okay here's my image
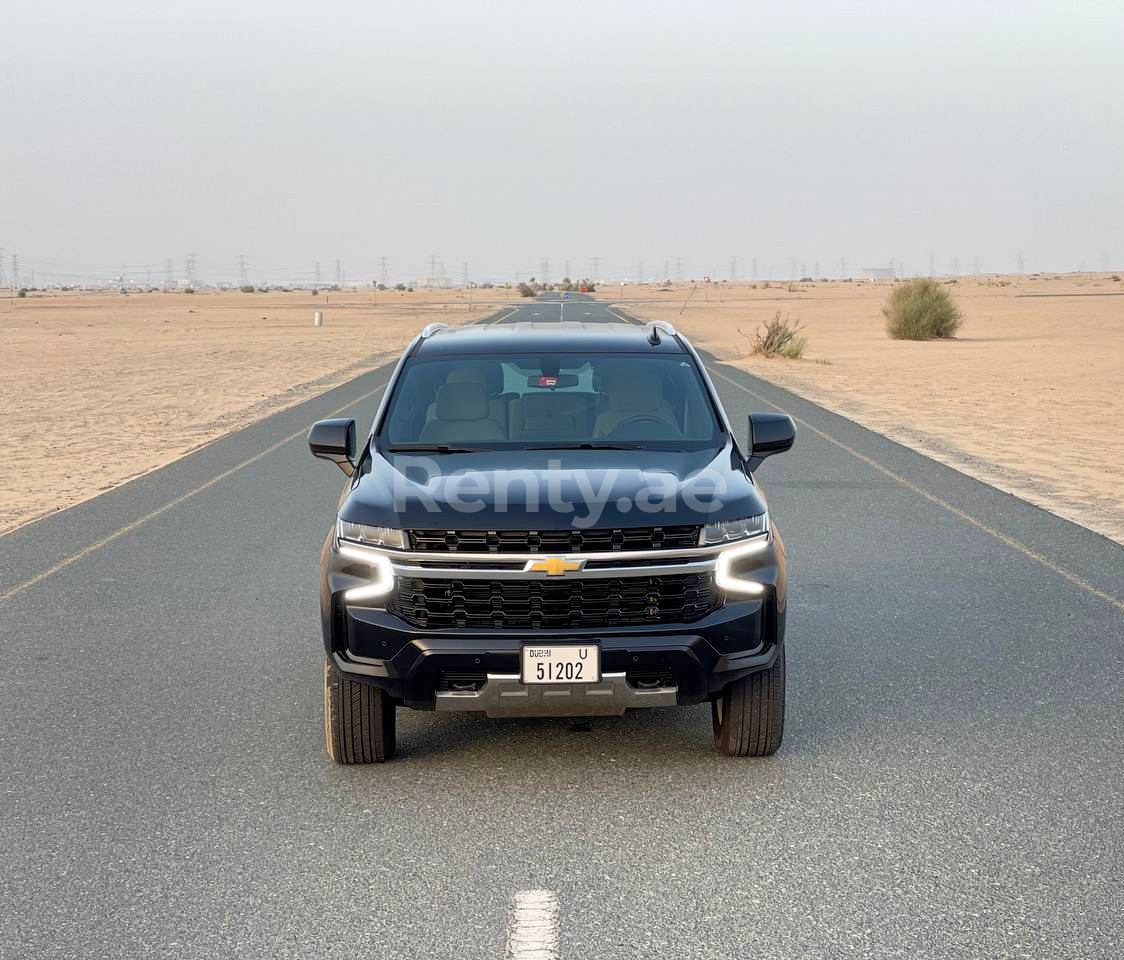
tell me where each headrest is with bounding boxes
[603,372,663,411]
[446,363,502,395]
[436,381,490,420]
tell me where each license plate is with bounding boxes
[521,644,600,684]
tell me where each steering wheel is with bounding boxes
[607,414,669,438]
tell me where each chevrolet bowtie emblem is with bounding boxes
[524,556,585,576]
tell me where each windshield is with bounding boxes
[379,353,723,450]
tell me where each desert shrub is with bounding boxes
[1112,275,1121,282]
[18,287,28,298]
[884,278,962,340]
[184,287,195,294]
[744,312,806,359]
[240,284,255,293]
[517,282,536,297]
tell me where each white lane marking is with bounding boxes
[506,890,560,960]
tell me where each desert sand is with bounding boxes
[601,275,1124,544]
[0,288,509,533]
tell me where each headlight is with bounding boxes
[337,520,406,549]
[715,538,769,595]
[701,513,768,545]
[337,546,394,601]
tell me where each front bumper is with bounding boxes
[329,597,783,709]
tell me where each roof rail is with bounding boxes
[420,322,449,338]
[646,319,677,344]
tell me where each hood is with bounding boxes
[338,443,765,531]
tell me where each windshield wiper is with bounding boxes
[524,442,648,451]
[385,443,488,454]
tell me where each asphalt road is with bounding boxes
[2,294,1122,959]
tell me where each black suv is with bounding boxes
[308,319,795,762]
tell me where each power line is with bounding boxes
[335,259,342,285]
[379,257,389,285]
[237,254,248,285]
[185,253,197,287]
[428,254,438,287]
[840,257,847,279]
[165,258,173,290]
[729,256,737,282]
[462,261,469,286]
[541,258,551,285]
[637,260,644,283]
[675,257,682,282]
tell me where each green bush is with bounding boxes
[746,312,806,359]
[883,278,962,340]
[517,282,536,297]
[18,287,29,298]
[240,284,255,293]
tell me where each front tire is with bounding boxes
[712,646,785,757]
[324,659,397,763]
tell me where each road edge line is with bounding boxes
[708,365,1124,614]
[0,381,388,605]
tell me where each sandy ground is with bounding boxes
[600,275,1124,544]
[0,288,510,533]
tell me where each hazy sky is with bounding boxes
[4,0,1123,284]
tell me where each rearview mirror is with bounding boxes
[308,418,357,476]
[746,413,796,472]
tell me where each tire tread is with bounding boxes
[713,646,785,757]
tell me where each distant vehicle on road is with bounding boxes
[308,320,795,761]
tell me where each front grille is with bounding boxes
[387,572,720,630]
[407,526,701,554]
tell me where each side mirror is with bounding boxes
[746,413,796,472]
[308,418,357,476]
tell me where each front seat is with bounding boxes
[418,381,506,443]
[424,365,509,428]
[594,370,678,437]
